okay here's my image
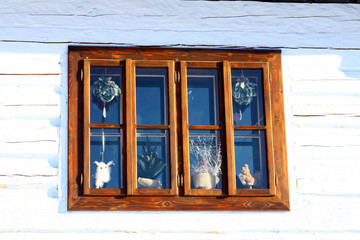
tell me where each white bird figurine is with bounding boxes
[94,161,114,188]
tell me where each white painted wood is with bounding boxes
[0,158,58,176]
[0,86,60,105]
[1,0,360,239]
[0,142,58,155]
[0,75,61,86]
[1,0,360,48]
[0,105,60,120]
[0,54,61,74]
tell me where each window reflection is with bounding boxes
[187,69,219,126]
[90,129,122,189]
[90,67,122,124]
[234,130,268,189]
[137,129,170,189]
[136,68,168,125]
[231,69,264,126]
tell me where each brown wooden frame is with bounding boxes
[68,46,289,211]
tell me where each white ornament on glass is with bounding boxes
[94,160,114,188]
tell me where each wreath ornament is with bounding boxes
[92,76,122,118]
[232,73,257,121]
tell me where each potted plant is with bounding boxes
[137,137,166,189]
[189,137,222,189]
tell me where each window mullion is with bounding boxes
[223,60,237,196]
[83,59,91,195]
[180,61,191,195]
[125,58,136,195]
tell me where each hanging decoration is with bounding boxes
[94,129,115,188]
[232,72,257,121]
[92,76,122,118]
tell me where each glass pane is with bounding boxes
[234,130,268,189]
[90,67,122,124]
[189,130,222,189]
[90,129,122,189]
[187,69,219,126]
[137,129,170,189]
[231,69,264,126]
[136,68,168,125]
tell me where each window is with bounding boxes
[68,47,289,211]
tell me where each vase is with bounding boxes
[137,177,162,189]
[192,173,220,189]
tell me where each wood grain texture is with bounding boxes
[68,47,289,210]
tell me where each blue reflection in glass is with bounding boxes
[231,69,264,126]
[90,67,122,124]
[137,129,169,189]
[234,130,268,189]
[90,129,122,189]
[187,69,219,126]
[136,68,168,125]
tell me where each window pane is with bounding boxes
[90,129,122,189]
[136,68,168,125]
[137,129,170,189]
[231,69,264,126]
[187,69,219,126]
[90,67,122,124]
[234,130,268,189]
[189,130,222,189]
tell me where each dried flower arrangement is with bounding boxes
[92,76,122,118]
[232,73,257,121]
[137,137,166,189]
[189,137,222,189]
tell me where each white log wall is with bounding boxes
[0,0,359,239]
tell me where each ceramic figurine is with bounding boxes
[238,164,255,187]
[138,177,162,189]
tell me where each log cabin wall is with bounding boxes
[0,0,359,239]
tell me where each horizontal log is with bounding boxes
[0,158,57,176]
[1,1,360,48]
[0,105,60,120]
[291,80,360,95]
[292,104,360,116]
[0,176,57,188]
[296,178,360,195]
[295,164,360,181]
[0,122,58,143]
[0,142,58,155]
[293,115,360,128]
[0,85,60,105]
[292,145,360,162]
[293,133,360,146]
[0,74,61,86]
[0,54,61,74]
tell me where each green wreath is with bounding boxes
[232,74,257,121]
[92,76,122,118]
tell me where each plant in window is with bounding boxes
[190,137,222,189]
[137,137,166,189]
[92,76,122,118]
[232,73,257,121]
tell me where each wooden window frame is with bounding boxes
[68,46,289,211]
